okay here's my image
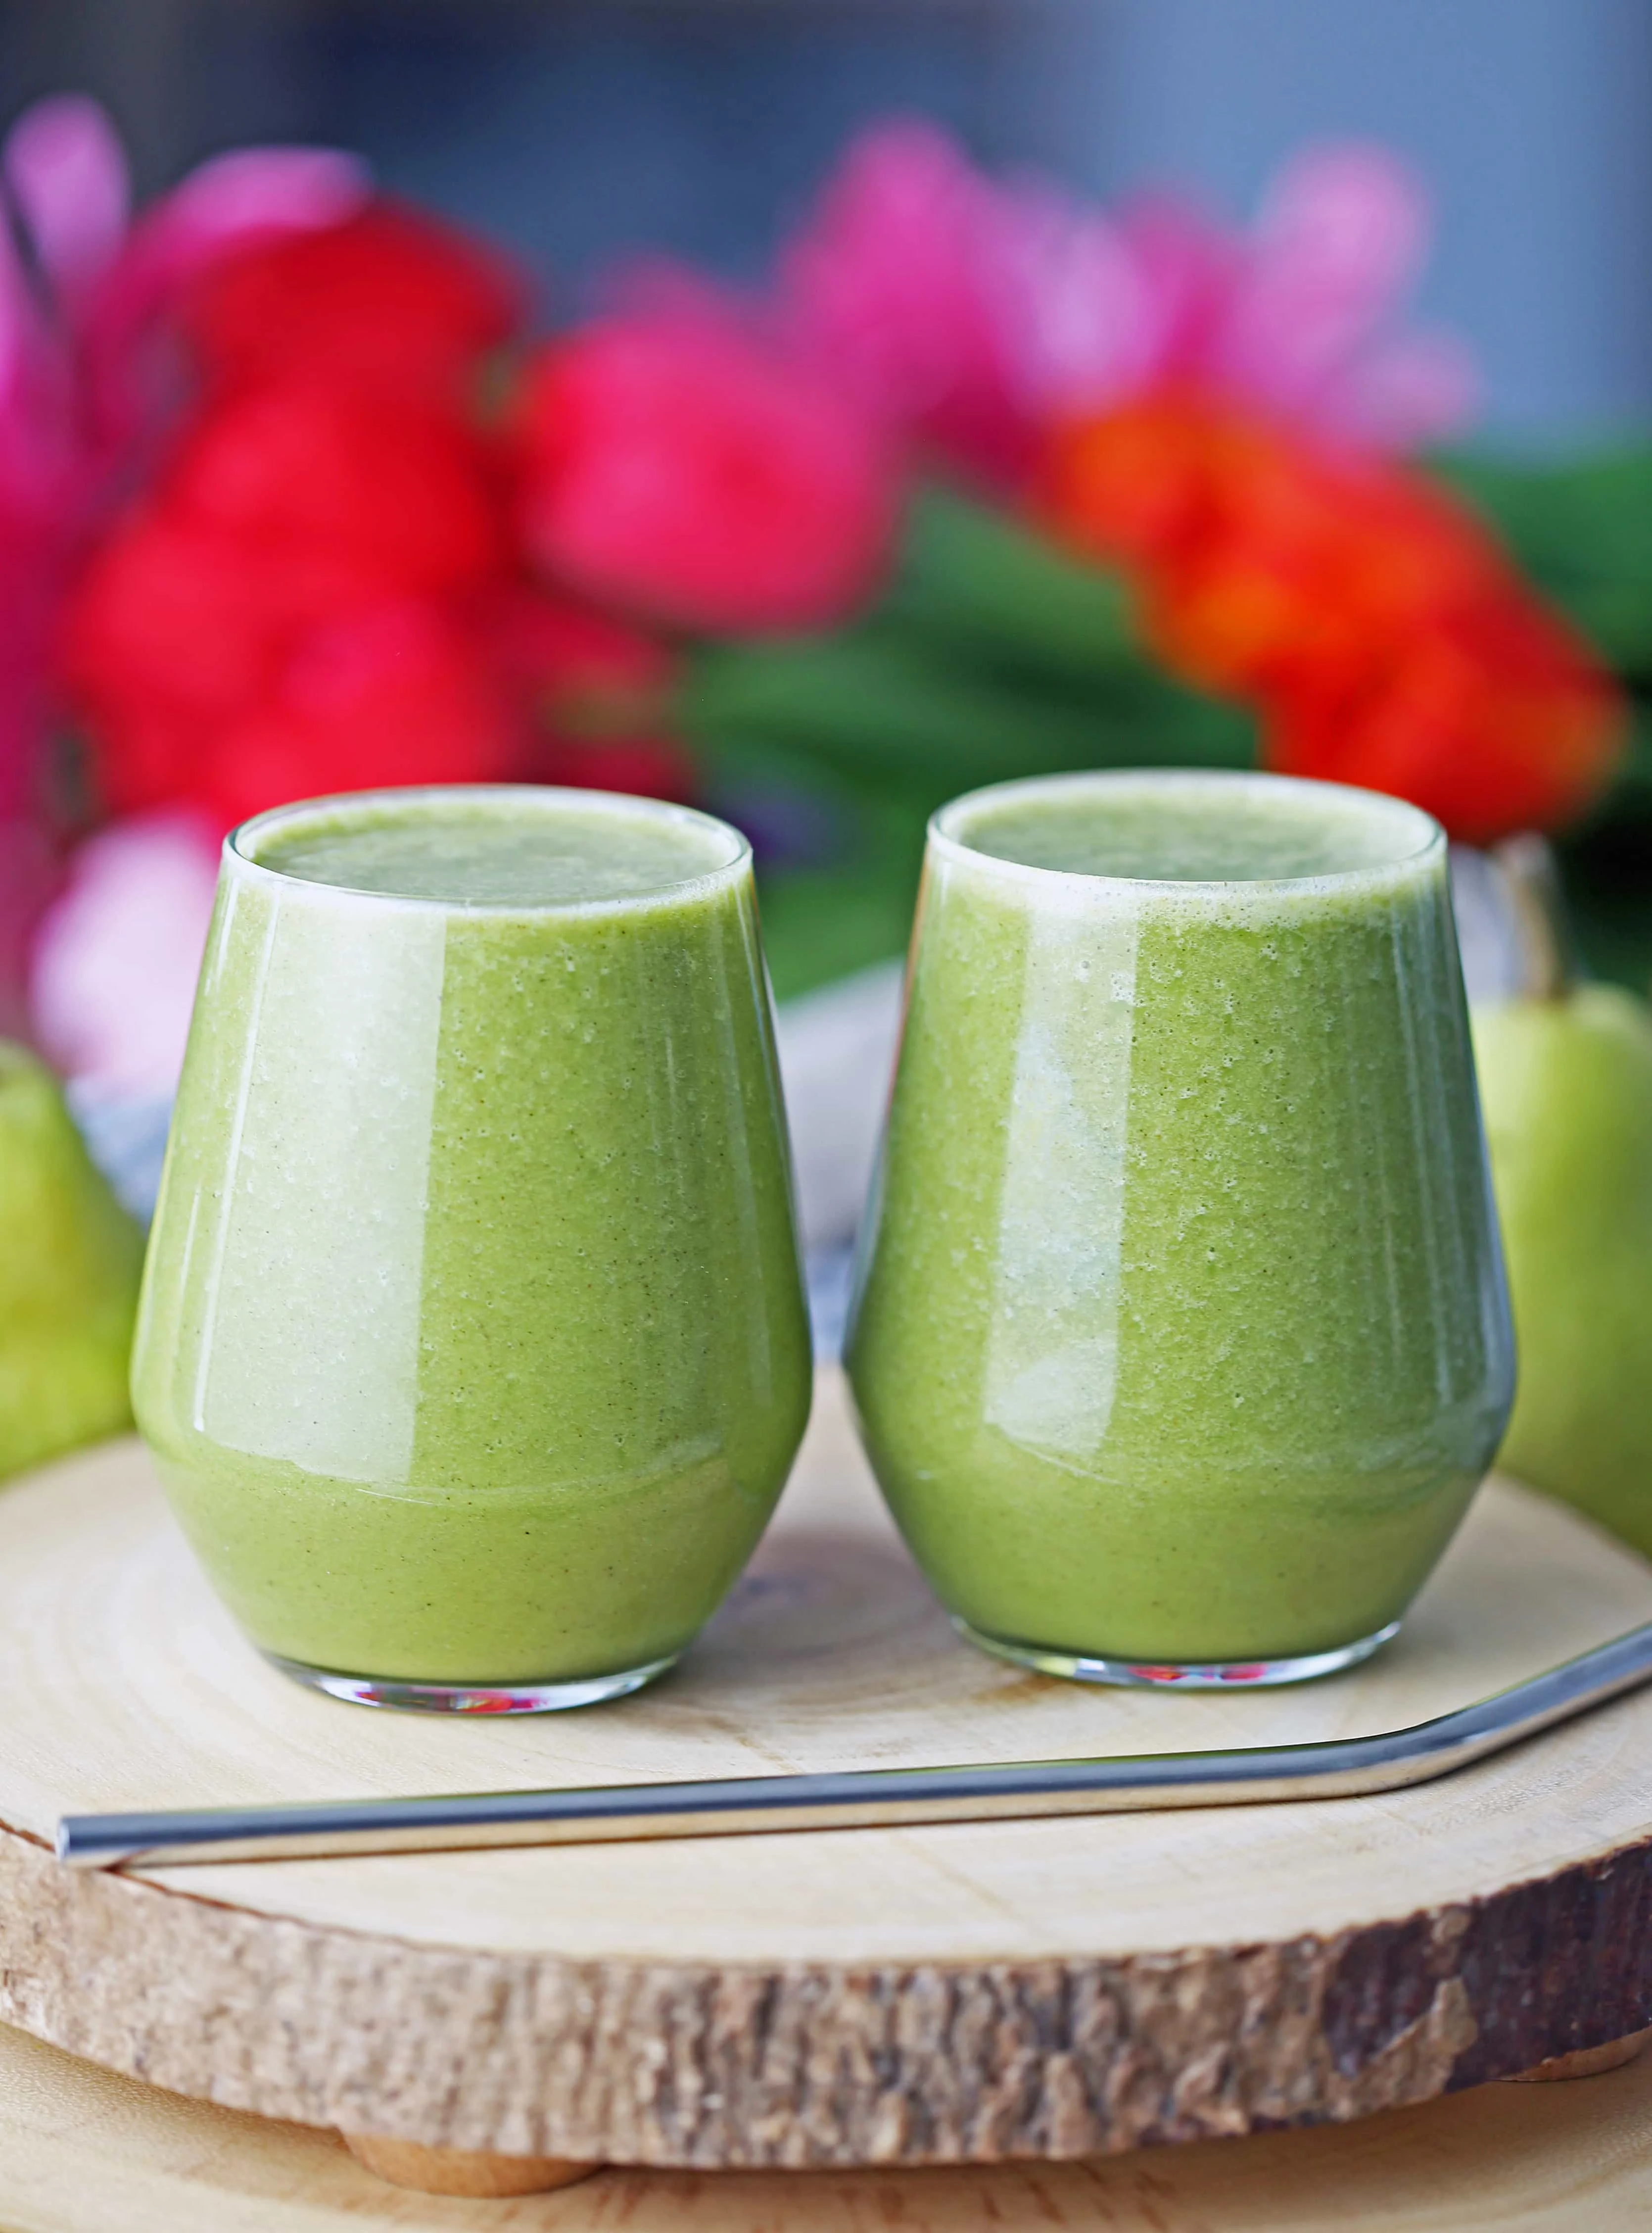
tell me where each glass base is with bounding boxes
[263,1650,678,1714]
[954,1617,1402,1689]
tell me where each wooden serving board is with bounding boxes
[0,2015,1651,2233]
[0,1368,1648,2172]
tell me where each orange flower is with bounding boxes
[1039,394,1624,844]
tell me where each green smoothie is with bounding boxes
[846,771,1513,1676]
[133,787,811,1699]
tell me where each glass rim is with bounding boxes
[928,768,1445,898]
[226,782,753,916]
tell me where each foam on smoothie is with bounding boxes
[251,797,740,909]
[953,774,1433,887]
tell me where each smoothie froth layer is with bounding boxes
[251,792,739,908]
[949,771,1435,888]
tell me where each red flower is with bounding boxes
[514,311,897,635]
[64,503,519,825]
[62,199,730,828]
[165,381,505,595]
[181,203,521,405]
[64,381,698,825]
[1041,394,1624,843]
[1267,593,1619,846]
[479,585,695,800]
[206,597,518,829]
[67,510,307,809]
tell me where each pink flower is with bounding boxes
[781,122,1476,489]
[777,118,1041,492]
[0,96,365,1011]
[1,97,368,483]
[516,308,897,635]
[1090,146,1479,448]
[29,812,220,1100]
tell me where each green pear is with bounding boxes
[0,1043,143,1480]
[1473,982,1652,1555]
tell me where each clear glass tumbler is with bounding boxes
[846,770,1514,1687]
[133,785,812,1711]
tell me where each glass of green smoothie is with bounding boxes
[133,785,812,1712]
[846,769,1513,1688]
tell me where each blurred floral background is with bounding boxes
[6,24,1649,1051]
[5,0,1652,1530]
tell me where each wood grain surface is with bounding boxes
[0,1370,1648,2165]
[1,2017,1652,2231]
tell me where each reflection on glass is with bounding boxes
[847,770,1513,1687]
[134,785,811,1712]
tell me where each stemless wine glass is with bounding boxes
[846,769,1514,1687]
[133,785,812,1712]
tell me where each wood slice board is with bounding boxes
[3,2016,1652,2232]
[0,1368,1648,2168]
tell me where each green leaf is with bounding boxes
[884,485,1145,685]
[1435,445,1652,679]
[682,626,1254,798]
[755,793,929,1000]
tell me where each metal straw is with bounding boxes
[56,1617,1652,1870]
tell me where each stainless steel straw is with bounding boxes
[58,1618,1652,1870]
